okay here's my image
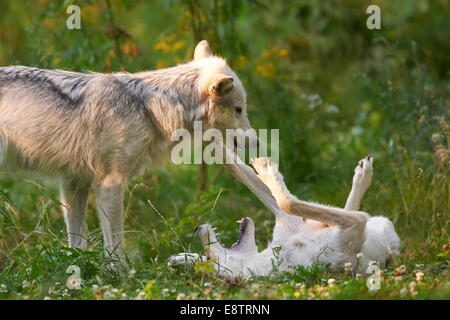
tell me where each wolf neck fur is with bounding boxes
[131,63,207,135]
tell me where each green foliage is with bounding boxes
[286,263,331,287]
[194,259,216,274]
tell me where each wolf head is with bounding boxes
[193,40,258,149]
[194,217,258,276]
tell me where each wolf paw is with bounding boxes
[167,253,205,267]
[251,157,279,184]
[352,155,373,193]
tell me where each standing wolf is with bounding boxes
[0,40,258,259]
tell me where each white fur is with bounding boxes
[170,156,400,278]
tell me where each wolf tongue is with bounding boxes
[230,242,238,249]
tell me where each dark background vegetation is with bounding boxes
[0,0,448,299]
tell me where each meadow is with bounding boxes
[0,0,448,299]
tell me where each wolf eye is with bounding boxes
[235,107,242,114]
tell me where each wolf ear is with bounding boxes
[194,40,213,60]
[208,74,234,97]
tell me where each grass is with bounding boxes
[0,144,448,300]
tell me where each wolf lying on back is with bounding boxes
[170,156,400,278]
[0,40,258,259]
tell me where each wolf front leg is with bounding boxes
[94,174,126,261]
[222,147,304,238]
[61,179,90,249]
[168,253,206,266]
[221,147,286,217]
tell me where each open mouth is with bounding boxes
[195,218,250,250]
[230,218,249,249]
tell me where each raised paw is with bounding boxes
[251,157,279,184]
[167,253,205,267]
[352,155,373,193]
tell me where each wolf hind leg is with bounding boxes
[344,156,373,211]
[252,157,370,261]
[61,178,90,250]
[251,157,368,231]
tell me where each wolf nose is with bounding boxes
[194,226,200,233]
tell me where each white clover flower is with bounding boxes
[344,262,352,272]
[295,283,302,289]
[394,276,403,282]
[68,277,81,289]
[128,269,136,279]
[135,291,146,300]
[399,288,407,296]
[22,280,31,288]
[409,281,418,295]
[103,290,114,299]
[43,296,51,300]
[327,278,336,287]
[416,271,424,282]
[0,284,7,293]
[92,284,99,290]
[203,282,211,287]
[399,265,406,270]
[327,105,340,114]
[121,293,127,299]
[176,293,186,300]
[368,286,378,293]
[356,253,364,260]
[48,286,57,295]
